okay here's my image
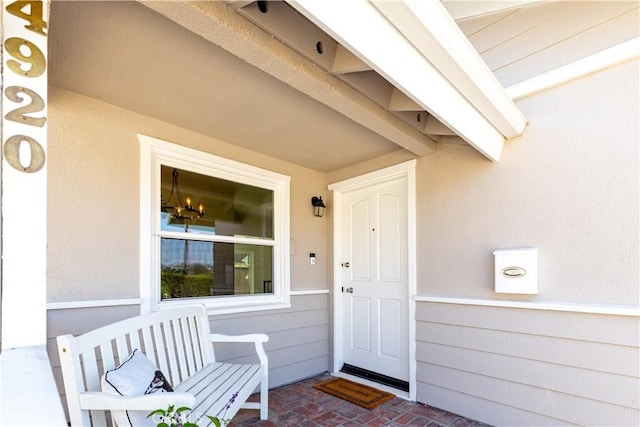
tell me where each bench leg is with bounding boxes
[260,374,268,420]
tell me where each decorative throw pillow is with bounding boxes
[101,349,174,427]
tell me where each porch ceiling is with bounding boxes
[48,1,638,172]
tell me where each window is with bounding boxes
[139,135,290,314]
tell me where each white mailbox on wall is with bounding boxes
[493,248,538,294]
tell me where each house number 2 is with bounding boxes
[3,0,47,173]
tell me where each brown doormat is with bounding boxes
[313,377,395,410]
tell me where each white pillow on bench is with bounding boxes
[102,349,173,427]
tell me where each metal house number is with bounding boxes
[3,0,48,173]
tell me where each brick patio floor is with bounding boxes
[230,374,491,427]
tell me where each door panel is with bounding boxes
[351,297,371,352]
[342,177,408,382]
[351,198,370,280]
[378,193,401,281]
[379,299,402,359]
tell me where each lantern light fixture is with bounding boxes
[311,196,326,218]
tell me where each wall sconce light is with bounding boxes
[311,196,326,217]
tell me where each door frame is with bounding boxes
[328,160,417,401]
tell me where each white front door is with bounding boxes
[341,176,408,382]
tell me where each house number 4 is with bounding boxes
[3,0,47,173]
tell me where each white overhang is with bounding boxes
[288,0,528,161]
[140,0,437,158]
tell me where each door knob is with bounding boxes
[341,262,350,268]
[345,287,354,293]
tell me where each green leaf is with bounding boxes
[206,415,222,427]
[147,409,167,418]
[182,423,199,427]
[157,423,170,427]
[175,406,192,413]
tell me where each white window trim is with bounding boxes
[138,134,290,315]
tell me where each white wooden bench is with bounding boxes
[57,305,268,426]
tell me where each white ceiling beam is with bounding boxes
[223,1,255,11]
[372,0,528,140]
[288,0,513,161]
[442,0,542,21]
[331,44,371,74]
[388,88,422,112]
[139,1,436,158]
[423,116,457,136]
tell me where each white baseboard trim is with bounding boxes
[47,298,143,310]
[415,295,640,317]
[290,289,330,296]
[46,291,329,310]
[506,38,640,100]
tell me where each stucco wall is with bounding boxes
[418,59,639,305]
[47,87,329,301]
[328,59,640,307]
[326,58,640,427]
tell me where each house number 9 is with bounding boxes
[4,37,46,77]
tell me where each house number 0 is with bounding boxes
[3,0,48,173]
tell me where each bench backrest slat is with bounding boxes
[179,318,197,377]
[171,319,188,382]
[57,305,214,426]
[189,317,205,370]
[129,330,142,353]
[150,323,166,376]
[161,321,181,385]
[81,350,109,426]
[115,335,130,363]
[99,342,116,374]
[141,328,155,363]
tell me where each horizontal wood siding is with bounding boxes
[416,301,640,426]
[209,294,330,387]
[47,294,329,421]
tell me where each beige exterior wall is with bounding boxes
[47,56,638,426]
[47,87,329,301]
[417,59,639,305]
[329,59,639,307]
[328,60,639,425]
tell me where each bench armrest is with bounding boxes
[210,333,269,366]
[78,391,196,411]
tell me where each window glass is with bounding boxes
[160,165,274,239]
[160,238,273,300]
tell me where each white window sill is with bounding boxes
[155,298,291,316]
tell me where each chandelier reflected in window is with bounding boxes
[161,168,204,221]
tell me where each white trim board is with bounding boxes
[289,0,515,161]
[416,295,640,317]
[290,289,330,296]
[506,38,640,100]
[47,298,143,310]
[46,292,328,311]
